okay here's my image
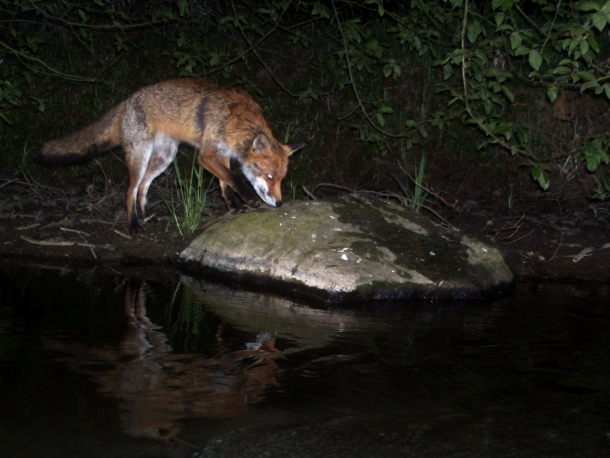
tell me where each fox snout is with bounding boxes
[250,176,283,207]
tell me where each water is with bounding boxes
[1,266,609,457]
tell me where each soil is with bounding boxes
[1,173,610,287]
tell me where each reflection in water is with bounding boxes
[42,279,281,440]
[2,268,610,458]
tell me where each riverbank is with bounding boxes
[1,176,609,286]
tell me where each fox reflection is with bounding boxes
[42,279,281,440]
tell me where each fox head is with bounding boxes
[242,134,304,208]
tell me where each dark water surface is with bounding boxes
[1,266,609,457]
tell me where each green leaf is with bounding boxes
[547,85,558,102]
[0,112,11,125]
[592,12,607,31]
[418,128,428,139]
[467,24,481,43]
[587,153,603,171]
[492,0,518,11]
[376,113,385,127]
[529,50,542,71]
[497,71,513,83]
[578,1,601,11]
[553,66,571,75]
[443,63,452,80]
[514,45,530,56]
[588,36,600,53]
[494,12,505,26]
[448,96,461,106]
[581,81,600,93]
[531,167,550,190]
[509,32,521,50]
[383,64,392,78]
[575,71,596,82]
[580,40,590,56]
[501,85,515,102]
[405,120,418,128]
[603,83,610,99]
[568,39,579,55]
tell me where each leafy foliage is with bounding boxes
[2,0,610,203]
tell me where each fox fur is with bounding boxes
[39,78,304,235]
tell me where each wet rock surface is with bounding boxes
[179,195,513,302]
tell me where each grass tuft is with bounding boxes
[165,152,212,238]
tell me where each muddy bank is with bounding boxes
[1,178,609,286]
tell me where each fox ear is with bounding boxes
[252,134,270,153]
[284,142,305,156]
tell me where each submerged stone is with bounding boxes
[179,195,513,302]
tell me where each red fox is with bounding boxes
[39,78,304,235]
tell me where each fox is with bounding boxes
[38,78,304,235]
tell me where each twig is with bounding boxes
[572,247,594,263]
[330,1,410,139]
[480,219,494,233]
[16,223,40,231]
[546,235,562,262]
[460,0,543,162]
[302,185,317,200]
[497,224,523,241]
[21,235,115,251]
[398,162,454,207]
[20,236,74,246]
[0,179,18,190]
[60,227,93,237]
[491,214,525,237]
[113,229,132,239]
[0,40,94,82]
[501,229,535,245]
[538,1,561,54]
[210,1,288,78]
[103,265,123,275]
[312,182,357,194]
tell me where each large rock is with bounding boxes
[179,195,513,302]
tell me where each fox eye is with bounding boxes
[267,174,273,180]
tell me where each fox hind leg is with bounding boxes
[125,142,153,235]
[137,134,179,219]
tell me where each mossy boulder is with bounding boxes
[179,195,513,302]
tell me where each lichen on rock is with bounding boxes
[179,195,513,302]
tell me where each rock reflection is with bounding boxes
[42,279,281,440]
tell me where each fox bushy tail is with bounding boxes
[38,102,126,166]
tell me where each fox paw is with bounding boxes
[129,225,145,236]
